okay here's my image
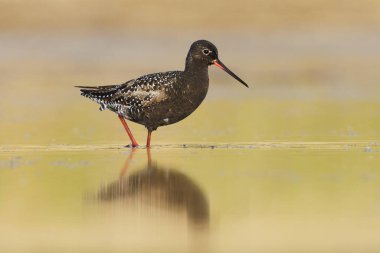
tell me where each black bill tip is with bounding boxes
[213,59,249,88]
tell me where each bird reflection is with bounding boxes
[97,148,209,227]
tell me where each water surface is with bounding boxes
[1,146,380,252]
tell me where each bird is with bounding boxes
[76,40,248,148]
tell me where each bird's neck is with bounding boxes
[184,55,209,80]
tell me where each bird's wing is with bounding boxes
[77,71,180,111]
[122,71,180,108]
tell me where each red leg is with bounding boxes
[118,115,139,147]
[146,130,152,148]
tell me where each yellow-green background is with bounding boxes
[1,0,380,252]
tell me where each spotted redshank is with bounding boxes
[76,40,248,147]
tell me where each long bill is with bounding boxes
[213,59,249,88]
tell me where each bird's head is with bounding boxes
[187,40,249,88]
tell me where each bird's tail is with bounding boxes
[75,84,126,112]
[75,84,123,101]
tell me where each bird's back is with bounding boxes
[78,71,177,108]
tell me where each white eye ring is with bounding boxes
[202,49,210,55]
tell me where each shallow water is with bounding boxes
[1,146,380,252]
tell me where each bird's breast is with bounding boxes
[167,78,209,120]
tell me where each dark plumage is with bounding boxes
[77,40,248,147]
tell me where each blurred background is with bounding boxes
[1,0,380,145]
[1,1,380,252]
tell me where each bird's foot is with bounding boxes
[125,144,139,148]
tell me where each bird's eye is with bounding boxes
[202,49,210,55]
